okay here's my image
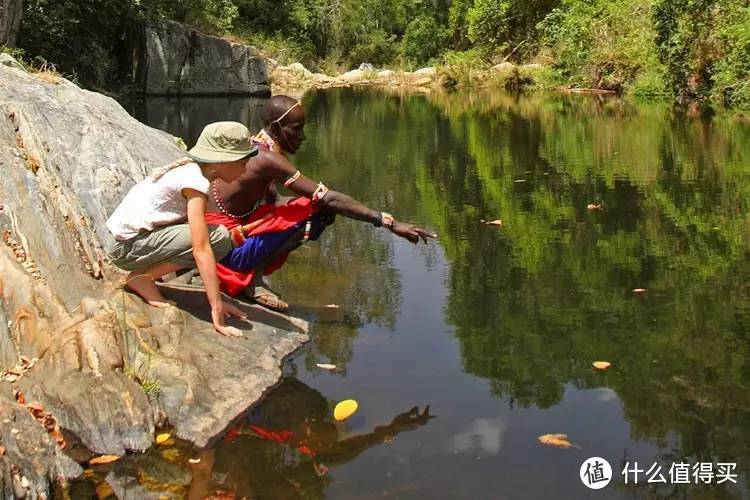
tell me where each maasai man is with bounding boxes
[206,95,436,310]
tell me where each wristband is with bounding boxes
[380,212,394,229]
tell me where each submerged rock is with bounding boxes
[143,20,270,96]
[0,57,309,491]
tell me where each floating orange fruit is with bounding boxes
[587,203,602,210]
[592,361,611,370]
[334,399,358,421]
[632,288,646,293]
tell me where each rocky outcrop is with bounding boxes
[143,20,270,96]
[271,63,442,94]
[0,58,308,496]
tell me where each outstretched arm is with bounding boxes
[263,153,437,244]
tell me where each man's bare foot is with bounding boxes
[125,273,174,308]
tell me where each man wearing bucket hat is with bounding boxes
[105,122,261,337]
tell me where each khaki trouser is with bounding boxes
[105,224,231,271]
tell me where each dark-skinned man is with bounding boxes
[206,95,437,311]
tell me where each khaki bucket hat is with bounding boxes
[187,121,258,163]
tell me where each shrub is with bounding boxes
[466,0,510,57]
[711,5,750,108]
[401,15,448,65]
[539,0,668,93]
[438,49,488,88]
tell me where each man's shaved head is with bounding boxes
[262,95,301,127]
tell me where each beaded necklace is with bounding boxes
[211,180,262,220]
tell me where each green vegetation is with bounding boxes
[9,0,750,107]
[291,88,750,485]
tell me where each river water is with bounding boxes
[123,89,750,499]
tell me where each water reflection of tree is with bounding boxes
[415,89,750,480]
[193,378,432,499]
[271,88,750,483]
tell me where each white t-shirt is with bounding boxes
[106,162,210,240]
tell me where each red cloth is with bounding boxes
[206,197,315,296]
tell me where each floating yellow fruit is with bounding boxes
[334,399,358,421]
[155,433,172,445]
[592,361,611,370]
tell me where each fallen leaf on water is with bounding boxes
[88,455,121,465]
[587,203,602,211]
[316,363,337,371]
[13,390,24,405]
[480,219,502,226]
[632,288,646,293]
[334,399,358,421]
[538,433,579,449]
[592,361,611,370]
[155,433,172,445]
[0,445,5,456]
[324,304,340,309]
[513,179,526,183]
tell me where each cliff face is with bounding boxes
[0,57,305,498]
[143,20,270,96]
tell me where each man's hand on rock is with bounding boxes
[390,221,438,244]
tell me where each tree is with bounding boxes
[0,0,23,47]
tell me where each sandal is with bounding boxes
[245,285,289,312]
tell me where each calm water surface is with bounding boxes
[121,90,750,499]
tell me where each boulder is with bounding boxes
[377,70,396,79]
[339,69,369,83]
[287,62,313,79]
[0,52,24,71]
[143,21,270,96]
[0,57,309,491]
[358,63,375,72]
[412,77,434,87]
[491,62,516,73]
[414,67,437,76]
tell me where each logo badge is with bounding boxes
[580,457,613,489]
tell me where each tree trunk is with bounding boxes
[0,0,23,48]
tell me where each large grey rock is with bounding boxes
[0,57,309,491]
[0,383,82,499]
[144,21,270,96]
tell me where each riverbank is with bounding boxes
[269,60,559,97]
[0,56,308,497]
